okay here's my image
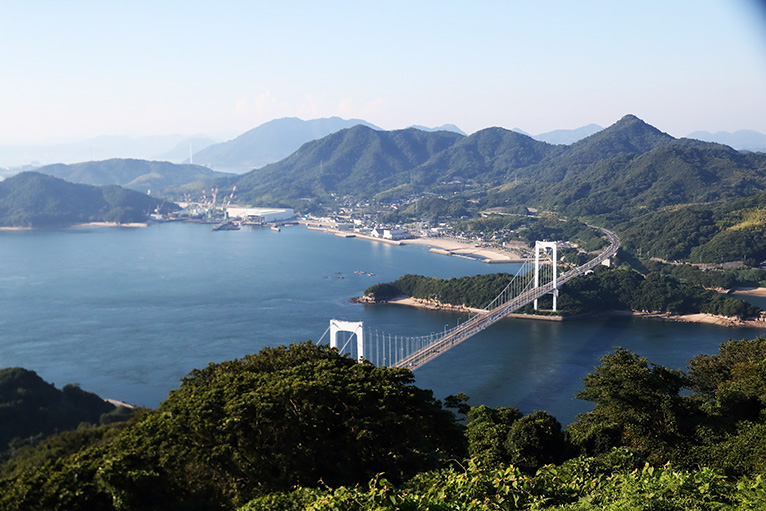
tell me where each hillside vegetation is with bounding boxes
[365,266,761,319]
[0,368,128,461]
[3,339,766,509]
[34,158,232,195]
[224,114,766,264]
[0,172,176,227]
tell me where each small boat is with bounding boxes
[271,226,280,232]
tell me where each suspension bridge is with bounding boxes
[320,228,620,370]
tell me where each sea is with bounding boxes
[2,222,765,425]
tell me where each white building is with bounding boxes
[227,207,295,223]
[383,228,411,240]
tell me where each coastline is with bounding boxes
[302,222,522,263]
[400,237,524,263]
[730,287,766,298]
[77,222,148,228]
[0,222,148,231]
[355,295,766,328]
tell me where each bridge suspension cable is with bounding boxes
[328,228,620,370]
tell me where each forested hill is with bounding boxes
[227,114,766,213]
[0,172,175,227]
[506,139,766,219]
[34,158,232,194]
[228,126,465,206]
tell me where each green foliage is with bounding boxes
[0,172,174,227]
[36,158,231,195]
[0,368,116,458]
[232,126,464,205]
[568,349,692,463]
[558,267,760,318]
[504,410,569,473]
[379,196,472,224]
[364,282,404,301]
[621,191,766,263]
[370,266,761,319]
[364,273,518,309]
[466,406,569,473]
[466,405,523,465]
[240,454,758,510]
[0,343,466,510]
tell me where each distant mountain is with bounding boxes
[0,134,216,168]
[228,115,685,207]
[533,123,603,145]
[229,126,464,206]
[687,130,766,152]
[155,135,217,162]
[409,124,467,136]
[191,117,380,172]
[0,172,175,227]
[34,159,232,195]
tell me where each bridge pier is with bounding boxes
[534,241,558,312]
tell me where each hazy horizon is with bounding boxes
[2,1,766,144]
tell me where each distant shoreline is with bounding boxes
[730,287,766,298]
[302,222,522,263]
[76,222,149,228]
[355,295,766,328]
[0,222,148,231]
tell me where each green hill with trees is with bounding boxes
[0,172,176,227]
[0,368,129,461]
[225,126,464,207]
[222,114,766,265]
[35,158,232,195]
[364,266,761,319]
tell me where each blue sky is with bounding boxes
[1,0,765,142]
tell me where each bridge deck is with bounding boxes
[393,228,620,370]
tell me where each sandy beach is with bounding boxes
[401,237,524,263]
[634,311,766,329]
[386,296,486,314]
[731,287,766,297]
[401,237,522,263]
[303,222,522,261]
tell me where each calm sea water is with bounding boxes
[1,223,764,424]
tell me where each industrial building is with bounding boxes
[227,207,295,224]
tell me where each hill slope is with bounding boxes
[34,159,231,194]
[230,126,464,205]
[0,172,174,227]
[0,367,116,454]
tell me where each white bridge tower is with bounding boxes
[534,241,558,312]
[329,319,364,362]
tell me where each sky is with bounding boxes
[1,0,766,143]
